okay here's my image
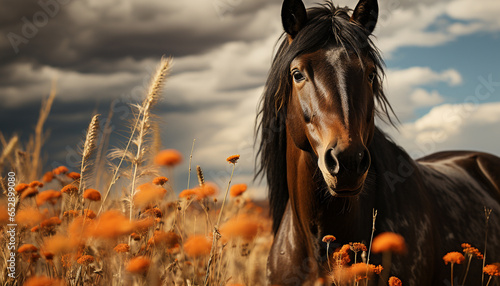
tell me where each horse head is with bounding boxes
[281,0,384,196]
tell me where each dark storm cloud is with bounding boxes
[0,0,276,72]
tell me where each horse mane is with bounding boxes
[256,1,396,234]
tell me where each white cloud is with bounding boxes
[384,67,463,120]
[383,102,500,158]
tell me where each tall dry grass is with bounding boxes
[0,57,272,286]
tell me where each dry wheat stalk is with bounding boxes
[129,57,173,221]
[78,114,100,198]
[31,80,56,181]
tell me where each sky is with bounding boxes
[1,0,499,199]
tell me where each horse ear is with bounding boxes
[281,0,307,39]
[350,0,378,34]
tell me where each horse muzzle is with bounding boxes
[321,145,371,196]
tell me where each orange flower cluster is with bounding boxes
[484,263,500,276]
[61,184,78,194]
[90,211,133,239]
[42,171,54,183]
[15,183,29,192]
[114,244,130,253]
[183,235,212,258]
[134,183,167,209]
[126,256,151,274]
[372,232,407,254]
[66,172,81,180]
[29,181,44,188]
[52,166,69,175]
[36,190,62,206]
[16,207,45,227]
[461,243,484,259]
[143,207,163,218]
[24,276,63,286]
[155,149,183,167]
[40,217,62,229]
[147,231,180,249]
[179,182,218,200]
[41,234,76,258]
[230,183,247,198]
[389,276,402,286]
[153,176,169,185]
[20,187,39,200]
[77,255,94,265]
[83,188,101,201]
[332,244,351,266]
[18,244,38,253]
[350,242,367,253]
[220,214,261,241]
[443,252,465,265]
[226,154,240,164]
[322,235,336,243]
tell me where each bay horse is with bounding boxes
[256,0,500,284]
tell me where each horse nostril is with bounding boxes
[357,149,370,175]
[325,149,340,175]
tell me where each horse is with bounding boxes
[255,0,500,284]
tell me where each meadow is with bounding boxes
[1,57,499,286]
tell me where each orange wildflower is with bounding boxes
[53,166,69,175]
[126,256,151,274]
[389,276,402,286]
[332,244,351,265]
[147,231,180,248]
[461,243,484,259]
[83,209,96,219]
[183,235,212,257]
[155,149,183,167]
[226,154,240,164]
[134,183,167,209]
[443,252,465,265]
[180,182,218,200]
[24,276,63,286]
[90,210,133,239]
[42,234,76,256]
[68,217,94,243]
[179,188,196,200]
[17,207,45,227]
[371,232,407,254]
[350,242,367,252]
[20,187,39,200]
[66,172,81,180]
[77,255,94,265]
[133,217,155,232]
[114,244,130,253]
[61,184,78,194]
[36,190,62,206]
[29,181,44,188]
[484,263,500,276]
[220,213,261,241]
[143,207,163,218]
[63,210,79,218]
[18,244,38,253]
[40,217,62,228]
[83,188,101,201]
[322,235,336,243]
[42,171,54,183]
[153,176,169,185]
[230,183,247,198]
[15,183,29,193]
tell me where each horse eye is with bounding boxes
[368,72,376,83]
[292,69,305,82]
